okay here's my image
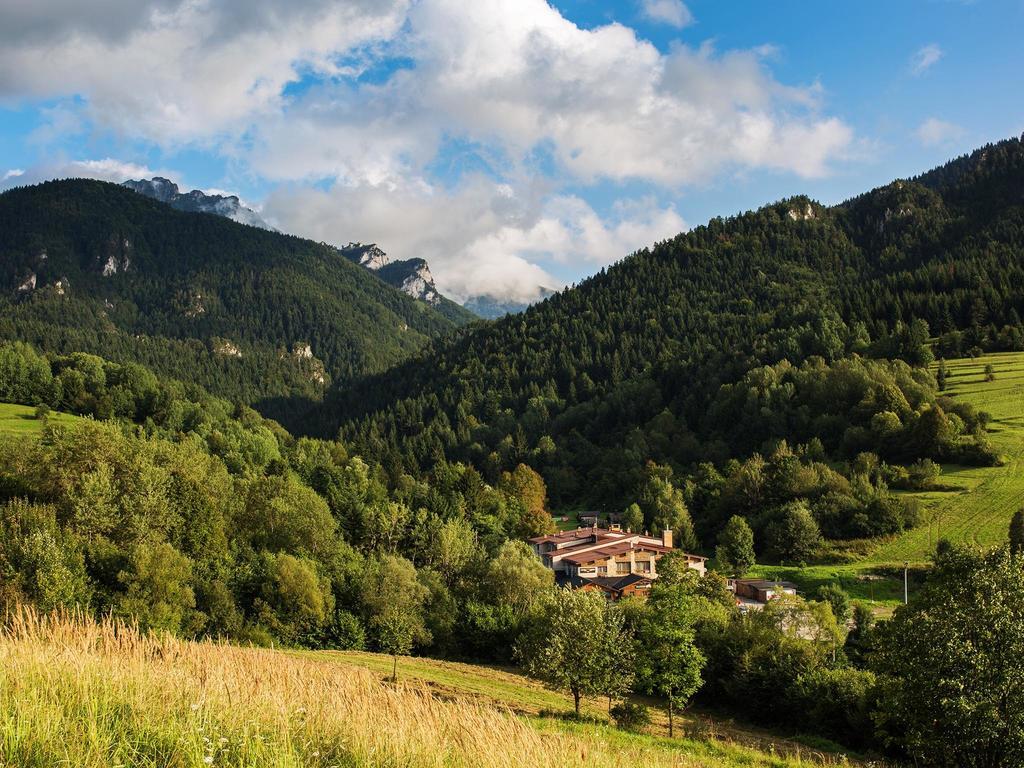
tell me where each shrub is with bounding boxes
[610,701,651,732]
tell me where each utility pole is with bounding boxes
[903,561,909,605]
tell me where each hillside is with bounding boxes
[312,137,1024,525]
[0,179,463,407]
[872,350,1024,561]
[0,610,862,768]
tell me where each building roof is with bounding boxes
[561,539,672,565]
[528,528,617,545]
[733,579,799,590]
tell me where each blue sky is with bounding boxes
[0,0,1021,301]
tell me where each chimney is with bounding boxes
[662,529,673,549]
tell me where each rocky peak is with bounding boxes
[123,177,272,230]
[339,242,390,271]
[395,259,440,305]
[123,176,180,203]
[788,202,817,221]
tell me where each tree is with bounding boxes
[936,358,948,391]
[516,588,632,716]
[360,555,431,680]
[638,462,699,550]
[484,540,554,615]
[637,581,706,736]
[621,502,644,533]
[765,501,821,563]
[985,363,996,382]
[715,515,756,576]
[116,541,196,634]
[872,544,1024,767]
[814,583,851,625]
[255,553,331,645]
[844,602,875,668]
[499,463,548,515]
[1011,509,1024,556]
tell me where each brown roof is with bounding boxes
[562,540,672,565]
[733,579,798,590]
[528,528,608,545]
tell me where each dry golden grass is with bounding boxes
[0,609,836,768]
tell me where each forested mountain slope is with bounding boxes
[315,136,1024,514]
[0,179,462,405]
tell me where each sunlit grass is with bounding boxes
[869,350,1024,563]
[0,402,84,437]
[0,609,848,768]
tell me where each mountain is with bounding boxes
[310,135,1024,507]
[338,243,477,325]
[462,288,556,320]
[124,177,272,230]
[0,179,464,409]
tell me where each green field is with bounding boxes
[750,351,1024,608]
[0,402,84,436]
[870,351,1024,563]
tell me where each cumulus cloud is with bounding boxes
[243,1,853,192]
[0,0,411,143]
[0,157,172,191]
[915,117,965,147]
[639,0,694,28]
[0,0,855,300]
[262,177,684,302]
[911,43,943,75]
[1,0,852,185]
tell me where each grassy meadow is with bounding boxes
[0,402,83,437]
[870,350,1024,562]
[749,351,1024,610]
[0,609,865,768]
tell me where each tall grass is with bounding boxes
[0,608,828,767]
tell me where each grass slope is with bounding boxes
[0,402,83,437]
[869,351,1024,562]
[309,650,865,764]
[753,351,1024,610]
[0,610,862,768]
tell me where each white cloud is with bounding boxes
[0,157,173,191]
[244,0,852,189]
[914,117,965,147]
[911,44,943,75]
[639,0,694,28]
[0,0,855,300]
[0,0,411,144]
[1,0,852,186]
[262,177,685,303]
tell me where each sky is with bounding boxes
[0,0,1021,303]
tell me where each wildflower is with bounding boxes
[203,757,213,765]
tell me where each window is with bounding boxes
[616,561,629,574]
[597,566,607,574]
[637,561,651,573]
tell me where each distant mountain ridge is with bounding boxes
[337,242,476,325]
[124,177,272,230]
[0,179,464,410]
[462,288,556,320]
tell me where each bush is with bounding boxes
[789,668,877,749]
[610,701,651,732]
